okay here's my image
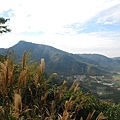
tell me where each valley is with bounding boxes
[65,74,120,103]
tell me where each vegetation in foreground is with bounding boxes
[0,52,120,120]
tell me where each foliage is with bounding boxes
[0,52,120,120]
[0,17,11,34]
[0,54,7,62]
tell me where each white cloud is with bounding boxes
[0,33,20,48]
[5,0,119,34]
[96,3,120,24]
[0,0,120,57]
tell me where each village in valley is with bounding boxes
[65,74,120,103]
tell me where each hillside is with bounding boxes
[0,40,113,76]
[78,54,120,71]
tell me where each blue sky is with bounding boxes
[0,0,120,57]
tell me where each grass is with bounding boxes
[0,52,120,120]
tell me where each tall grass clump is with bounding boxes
[0,52,120,120]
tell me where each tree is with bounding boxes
[0,17,11,33]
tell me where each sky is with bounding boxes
[0,0,120,58]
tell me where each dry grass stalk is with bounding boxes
[51,73,57,77]
[65,101,70,111]
[14,92,22,114]
[80,117,83,120]
[63,97,81,119]
[51,101,56,114]
[76,96,88,112]
[65,96,75,111]
[34,58,45,87]
[41,91,48,104]
[59,100,71,120]
[86,110,96,120]
[0,60,9,88]
[0,106,4,115]
[9,65,14,89]
[17,69,29,92]
[68,80,77,92]
[17,51,30,92]
[73,91,82,104]
[55,80,67,99]
[96,112,108,120]
[40,58,45,73]
[61,110,69,120]
[22,51,26,71]
[0,59,14,96]
[23,67,29,86]
[48,101,56,120]
[34,66,41,87]
[74,83,80,93]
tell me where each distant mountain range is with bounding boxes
[0,40,120,76]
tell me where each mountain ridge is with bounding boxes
[0,40,119,76]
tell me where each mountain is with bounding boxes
[0,40,113,76]
[112,57,120,61]
[0,48,6,55]
[78,54,120,71]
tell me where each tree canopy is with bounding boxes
[0,17,11,33]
